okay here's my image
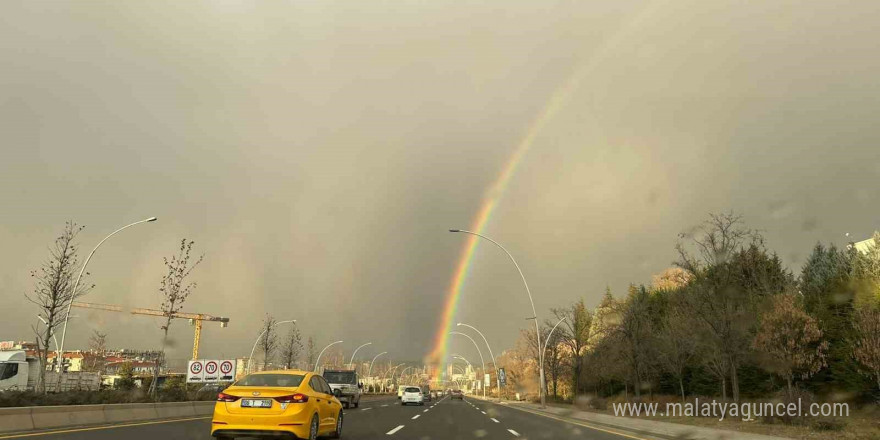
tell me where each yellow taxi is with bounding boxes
[211,370,343,440]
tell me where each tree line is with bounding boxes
[499,213,880,405]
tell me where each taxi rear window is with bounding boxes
[235,374,305,387]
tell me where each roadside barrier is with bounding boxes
[0,401,215,433]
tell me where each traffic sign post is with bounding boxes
[204,360,219,382]
[187,360,205,383]
[484,373,491,388]
[219,360,236,382]
[188,359,237,383]
[498,368,506,387]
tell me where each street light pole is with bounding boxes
[247,320,296,373]
[542,316,566,401]
[314,340,343,372]
[56,217,157,371]
[449,229,545,407]
[397,366,414,385]
[382,363,405,393]
[35,316,60,351]
[366,351,387,390]
[348,342,372,369]
[450,331,486,400]
[457,322,502,401]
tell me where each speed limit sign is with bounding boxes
[187,361,205,383]
[204,360,219,381]
[219,360,236,381]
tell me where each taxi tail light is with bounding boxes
[217,392,240,402]
[275,393,308,403]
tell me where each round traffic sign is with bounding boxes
[190,362,203,374]
[205,361,218,374]
[220,361,234,374]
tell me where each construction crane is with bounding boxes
[71,301,230,360]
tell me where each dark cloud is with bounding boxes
[2,0,879,363]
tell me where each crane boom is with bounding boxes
[70,302,229,359]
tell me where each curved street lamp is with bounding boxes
[541,316,567,398]
[448,229,545,407]
[450,331,486,399]
[348,342,373,369]
[382,362,405,392]
[397,366,414,385]
[56,217,158,371]
[543,316,567,371]
[35,315,60,351]
[314,340,343,372]
[457,322,502,400]
[248,319,296,373]
[366,351,388,384]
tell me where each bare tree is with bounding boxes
[656,304,698,401]
[26,222,93,393]
[280,324,303,369]
[259,315,278,370]
[83,330,108,374]
[675,212,767,403]
[150,239,203,398]
[306,336,317,370]
[541,318,566,400]
[604,285,655,399]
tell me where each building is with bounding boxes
[46,352,84,372]
[104,360,155,375]
[0,341,38,351]
[850,234,877,254]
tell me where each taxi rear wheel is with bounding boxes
[308,414,319,440]
[328,411,343,439]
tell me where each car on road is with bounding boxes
[401,386,424,406]
[211,370,343,440]
[451,389,464,400]
[421,386,432,402]
[323,369,361,409]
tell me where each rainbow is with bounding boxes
[425,71,581,371]
[425,0,668,377]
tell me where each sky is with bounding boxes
[2,0,880,367]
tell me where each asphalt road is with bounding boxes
[0,396,637,440]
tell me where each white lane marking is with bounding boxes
[481,411,487,414]
[423,409,428,412]
[508,429,521,437]
[362,407,372,411]
[411,414,420,420]
[491,418,500,423]
[386,425,405,435]
[382,404,389,407]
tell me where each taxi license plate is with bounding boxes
[241,399,273,408]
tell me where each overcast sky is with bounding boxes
[2,0,879,366]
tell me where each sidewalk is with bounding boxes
[477,397,792,440]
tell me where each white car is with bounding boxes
[401,386,424,406]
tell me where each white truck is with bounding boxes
[322,369,362,409]
[0,350,100,392]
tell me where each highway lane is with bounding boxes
[0,395,643,439]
